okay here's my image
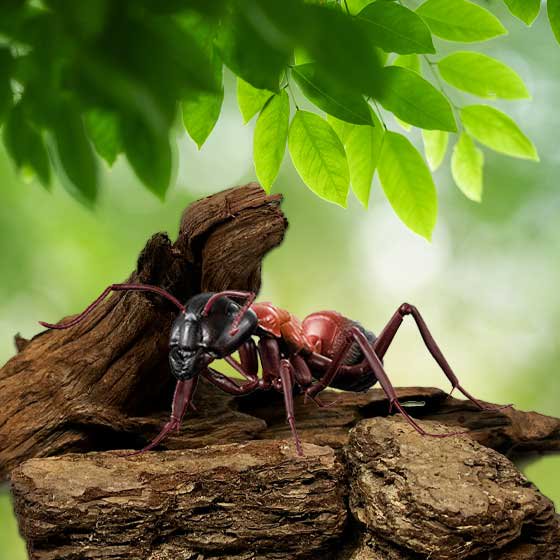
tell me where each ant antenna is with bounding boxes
[39,283,186,330]
[202,290,256,335]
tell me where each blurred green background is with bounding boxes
[1,9,559,560]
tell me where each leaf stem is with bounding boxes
[371,99,388,131]
[422,55,462,127]
[284,69,300,110]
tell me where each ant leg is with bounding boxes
[224,339,259,382]
[291,354,313,388]
[257,338,282,390]
[279,359,304,456]
[126,377,198,456]
[350,326,467,438]
[304,338,355,401]
[374,304,511,411]
[255,338,303,454]
[203,367,259,395]
[293,354,343,408]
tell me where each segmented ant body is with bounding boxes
[40,284,505,455]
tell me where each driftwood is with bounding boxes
[0,184,287,479]
[2,184,559,558]
[10,419,559,560]
[102,381,560,467]
[11,441,346,560]
[343,418,560,560]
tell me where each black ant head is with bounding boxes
[168,291,258,381]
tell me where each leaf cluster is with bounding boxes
[0,0,557,238]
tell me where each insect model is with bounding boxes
[40,284,505,455]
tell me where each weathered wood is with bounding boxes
[10,416,559,560]
[0,184,287,479]
[129,383,560,461]
[10,441,346,560]
[344,417,560,560]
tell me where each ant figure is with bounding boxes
[40,284,506,456]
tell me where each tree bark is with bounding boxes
[10,418,559,560]
[11,441,346,560]
[343,417,560,560]
[0,184,287,479]
[125,383,560,461]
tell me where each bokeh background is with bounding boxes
[1,7,559,559]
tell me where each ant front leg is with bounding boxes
[224,339,259,382]
[203,367,260,395]
[127,377,198,456]
[257,337,304,455]
[374,304,511,411]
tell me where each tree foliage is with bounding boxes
[0,0,556,239]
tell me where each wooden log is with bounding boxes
[10,441,346,560]
[10,416,559,560]
[0,184,287,479]
[130,383,560,461]
[344,417,560,560]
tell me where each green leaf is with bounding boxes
[328,111,385,206]
[0,47,13,122]
[236,78,274,124]
[179,15,224,149]
[345,110,384,207]
[256,1,382,97]
[549,0,560,44]
[291,63,373,125]
[182,85,224,149]
[395,116,412,131]
[357,1,435,54]
[376,66,456,131]
[416,0,507,42]
[3,103,50,188]
[393,53,421,74]
[288,110,349,206]
[327,114,355,144]
[451,132,483,202]
[254,91,290,191]
[378,131,437,240]
[121,116,172,200]
[346,0,371,15]
[85,110,121,166]
[215,3,287,91]
[438,52,529,99]
[504,0,541,26]
[422,129,448,171]
[461,105,539,161]
[52,103,99,205]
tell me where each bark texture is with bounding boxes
[0,184,287,479]
[344,417,560,560]
[11,441,346,560]
[10,418,559,560]
[126,381,560,462]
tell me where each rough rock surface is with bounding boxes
[11,441,346,560]
[345,417,560,560]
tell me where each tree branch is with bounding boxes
[0,184,287,479]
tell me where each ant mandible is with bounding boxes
[40,284,508,456]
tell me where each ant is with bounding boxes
[40,284,508,456]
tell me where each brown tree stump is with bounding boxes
[9,418,559,560]
[11,441,346,560]
[0,184,287,479]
